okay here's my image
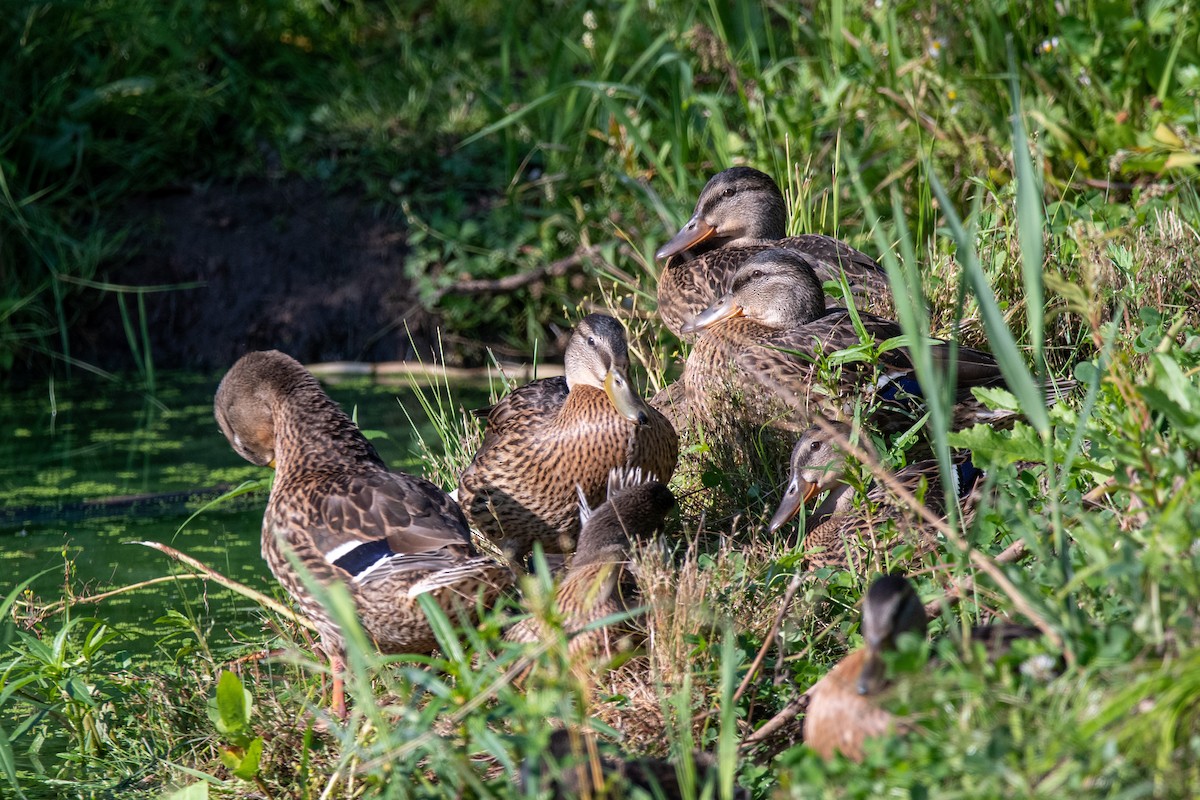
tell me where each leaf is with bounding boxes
[1163,152,1200,170]
[1139,355,1200,441]
[158,783,207,800]
[948,421,1046,466]
[231,738,263,781]
[970,386,1021,412]
[1153,123,1185,149]
[212,671,252,737]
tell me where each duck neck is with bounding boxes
[271,380,385,479]
[810,481,854,527]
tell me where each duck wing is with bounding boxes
[297,470,476,583]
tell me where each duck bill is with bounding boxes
[604,368,650,425]
[856,645,887,695]
[767,479,820,533]
[679,295,743,335]
[655,214,716,261]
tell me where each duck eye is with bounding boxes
[809,440,821,452]
[587,336,596,347]
[751,269,764,280]
[722,186,737,198]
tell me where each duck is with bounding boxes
[678,248,1009,431]
[757,575,1050,761]
[802,573,928,761]
[768,421,983,571]
[505,468,676,665]
[458,314,679,562]
[214,350,511,717]
[524,727,747,800]
[655,166,889,337]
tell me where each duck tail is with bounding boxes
[605,465,659,497]
[406,557,513,599]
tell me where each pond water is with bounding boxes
[0,370,491,657]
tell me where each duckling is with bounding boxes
[215,350,511,717]
[459,315,678,562]
[679,248,1008,430]
[803,574,928,761]
[505,468,676,664]
[768,421,982,570]
[655,166,889,337]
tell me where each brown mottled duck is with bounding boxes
[215,350,511,717]
[803,574,928,761]
[768,421,983,571]
[655,166,889,336]
[742,574,1049,757]
[679,248,1009,430]
[458,314,679,561]
[505,467,675,664]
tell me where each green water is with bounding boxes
[0,371,488,655]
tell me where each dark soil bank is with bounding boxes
[71,179,439,372]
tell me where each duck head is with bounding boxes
[679,248,826,335]
[656,167,788,261]
[574,467,676,567]
[565,314,651,425]
[857,574,928,695]
[215,350,312,468]
[767,421,854,533]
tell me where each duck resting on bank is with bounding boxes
[678,248,1010,431]
[655,166,890,337]
[458,314,679,563]
[505,467,676,668]
[768,420,983,571]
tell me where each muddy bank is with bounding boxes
[70,179,442,372]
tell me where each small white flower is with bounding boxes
[1040,36,1060,54]
[583,31,595,51]
[928,38,945,59]
[583,10,598,30]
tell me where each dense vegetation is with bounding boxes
[2,0,1198,798]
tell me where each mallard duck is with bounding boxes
[679,248,1009,430]
[803,574,928,761]
[525,728,748,800]
[505,468,675,663]
[459,314,679,561]
[215,350,511,717]
[742,575,1050,757]
[768,421,982,570]
[655,166,889,337]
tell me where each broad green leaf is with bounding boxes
[232,738,263,781]
[949,422,1046,466]
[158,783,207,800]
[213,671,251,736]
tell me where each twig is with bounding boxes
[922,539,1027,619]
[739,694,807,751]
[135,541,317,632]
[40,574,208,615]
[729,572,805,707]
[428,246,601,303]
